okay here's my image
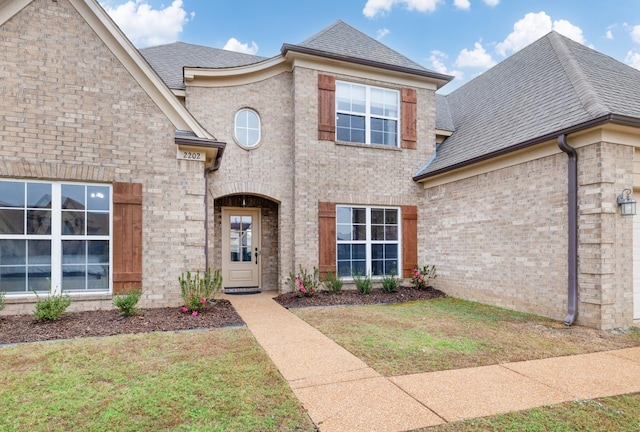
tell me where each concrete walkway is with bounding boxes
[223,292,640,432]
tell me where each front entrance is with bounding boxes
[222,207,261,292]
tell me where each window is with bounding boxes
[336,206,400,277]
[234,108,261,147]
[0,180,111,294]
[336,82,399,146]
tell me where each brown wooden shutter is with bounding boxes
[401,88,417,149]
[401,205,418,278]
[318,202,336,279]
[318,74,336,141]
[112,182,143,294]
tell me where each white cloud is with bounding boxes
[363,0,443,18]
[484,0,499,6]
[631,25,640,44]
[605,29,613,40]
[376,28,390,40]
[626,50,640,70]
[428,50,464,80]
[454,42,496,68]
[101,0,192,47]
[223,38,259,55]
[454,0,470,10]
[495,12,585,57]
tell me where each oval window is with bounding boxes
[234,109,261,148]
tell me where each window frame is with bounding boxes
[0,179,112,296]
[335,81,400,147]
[335,205,402,278]
[234,108,261,148]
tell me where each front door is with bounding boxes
[222,208,261,292]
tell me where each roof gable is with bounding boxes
[419,31,640,179]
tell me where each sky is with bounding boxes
[99,0,640,93]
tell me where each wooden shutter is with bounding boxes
[401,205,418,278]
[401,88,417,149]
[318,202,336,279]
[112,182,143,294]
[318,74,336,141]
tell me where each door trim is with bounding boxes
[221,207,261,292]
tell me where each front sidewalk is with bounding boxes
[224,292,640,432]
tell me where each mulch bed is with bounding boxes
[0,286,446,345]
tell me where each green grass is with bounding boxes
[422,393,640,431]
[292,297,640,376]
[0,328,315,431]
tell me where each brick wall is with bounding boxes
[0,0,206,314]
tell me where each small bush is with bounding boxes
[411,264,437,290]
[113,290,142,317]
[353,272,372,295]
[287,266,319,297]
[381,272,398,293]
[33,290,71,321]
[179,267,223,313]
[0,291,5,311]
[322,271,343,294]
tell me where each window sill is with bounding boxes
[335,140,402,152]
[3,292,113,304]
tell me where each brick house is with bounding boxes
[2,0,640,330]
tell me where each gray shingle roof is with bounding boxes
[282,20,452,83]
[420,31,640,179]
[140,42,267,89]
[435,94,454,132]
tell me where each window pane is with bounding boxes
[235,109,260,147]
[371,260,383,276]
[0,181,24,207]
[28,240,51,263]
[337,207,351,224]
[352,244,366,260]
[385,244,398,258]
[0,209,24,234]
[28,267,51,292]
[62,212,85,235]
[352,260,366,276]
[27,210,51,235]
[88,240,109,263]
[372,244,384,259]
[337,261,351,277]
[63,240,86,260]
[87,186,109,211]
[87,265,109,290]
[352,208,366,224]
[385,210,398,224]
[62,185,85,209]
[1,267,26,292]
[385,226,398,241]
[371,209,384,224]
[337,244,351,260]
[87,212,109,235]
[353,225,366,240]
[27,183,52,208]
[371,225,385,241]
[337,224,352,241]
[0,239,25,264]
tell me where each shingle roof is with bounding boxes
[420,31,640,179]
[282,20,452,83]
[435,94,454,132]
[140,42,267,89]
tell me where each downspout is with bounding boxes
[557,134,578,326]
[204,154,224,270]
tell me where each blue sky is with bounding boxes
[100,0,640,93]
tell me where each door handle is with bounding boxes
[255,248,259,265]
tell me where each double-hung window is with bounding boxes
[336,82,399,146]
[336,206,400,277]
[0,180,111,295]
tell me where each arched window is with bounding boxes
[234,109,261,148]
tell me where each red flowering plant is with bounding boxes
[411,265,437,290]
[178,267,223,314]
[286,265,319,297]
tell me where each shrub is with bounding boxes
[179,267,223,313]
[322,270,343,294]
[33,289,71,321]
[353,272,372,295]
[411,264,437,290]
[0,291,5,312]
[113,290,142,317]
[381,272,398,293]
[287,266,319,297]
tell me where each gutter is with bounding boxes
[557,134,578,326]
[413,113,640,182]
[203,148,224,270]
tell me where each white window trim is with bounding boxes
[336,81,400,147]
[336,205,402,279]
[234,108,261,149]
[0,180,112,296]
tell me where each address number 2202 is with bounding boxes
[182,151,202,160]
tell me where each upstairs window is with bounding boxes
[336,82,399,147]
[234,108,261,148]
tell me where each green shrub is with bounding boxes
[179,267,223,313]
[113,290,142,317]
[381,272,398,293]
[33,290,71,321]
[353,272,372,295]
[411,264,437,290]
[287,265,319,297]
[322,270,343,294]
[0,290,5,311]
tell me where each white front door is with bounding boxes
[222,208,261,292]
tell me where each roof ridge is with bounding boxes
[548,31,610,117]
